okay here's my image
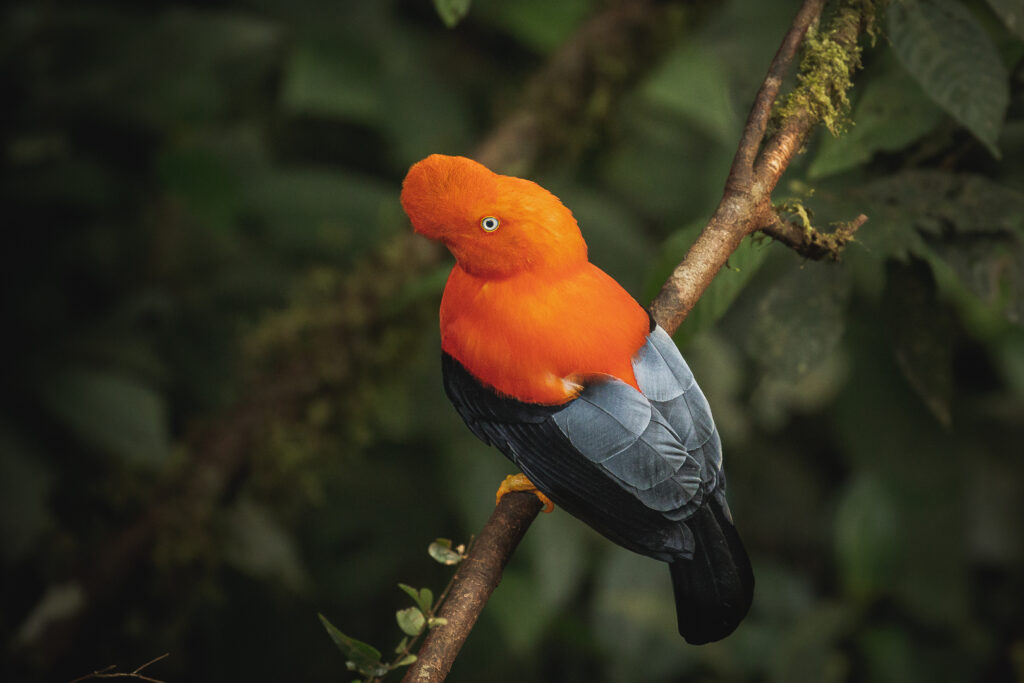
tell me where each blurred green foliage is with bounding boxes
[1,0,1023,681]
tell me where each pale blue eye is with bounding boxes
[480,216,499,232]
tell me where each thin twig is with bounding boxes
[727,0,826,192]
[69,653,169,683]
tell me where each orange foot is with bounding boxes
[495,473,554,513]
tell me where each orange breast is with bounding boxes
[440,263,650,405]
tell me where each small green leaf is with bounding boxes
[398,583,433,613]
[35,367,170,466]
[396,654,418,667]
[433,0,471,28]
[397,583,420,604]
[419,588,434,612]
[317,614,385,675]
[427,617,448,628]
[396,607,425,636]
[888,0,1009,157]
[394,637,408,655]
[884,259,954,426]
[428,539,463,565]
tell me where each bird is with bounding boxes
[400,154,753,644]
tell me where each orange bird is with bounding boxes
[401,154,753,644]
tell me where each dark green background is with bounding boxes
[2,0,1022,681]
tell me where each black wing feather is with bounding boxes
[442,352,688,559]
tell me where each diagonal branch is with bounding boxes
[727,0,826,192]
[405,1,877,680]
[651,0,872,335]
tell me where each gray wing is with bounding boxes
[633,325,724,490]
[550,325,723,527]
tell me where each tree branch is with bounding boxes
[726,0,826,193]
[402,493,543,683]
[651,0,871,334]
[406,1,876,680]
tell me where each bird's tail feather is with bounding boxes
[669,497,754,644]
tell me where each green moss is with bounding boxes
[776,198,816,239]
[775,25,860,136]
[773,0,886,136]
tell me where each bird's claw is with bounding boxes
[495,473,554,513]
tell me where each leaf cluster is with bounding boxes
[319,539,465,683]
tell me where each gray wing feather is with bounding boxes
[634,325,724,479]
[551,365,711,523]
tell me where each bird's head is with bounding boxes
[400,154,587,279]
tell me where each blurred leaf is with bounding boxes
[476,0,593,53]
[434,0,472,28]
[223,498,309,591]
[281,38,379,121]
[601,113,727,219]
[883,259,954,425]
[986,0,1024,40]
[35,367,170,466]
[745,261,850,382]
[858,625,921,683]
[158,143,243,235]
[386,264,450,316]
[888,0,1009,157]
[809,60,945,178]
[770,603,855,683]
[827,170,1024,294]
[396,606,425,636]
[642,44,740,146]
[593,550,696,682]
[558,186,652,296]
[428,538,464,565]
[244,167,398,258]
[834,476,901,602]
[378,40,473,164]
[929,237,1024,327]
[860,622,984,683]
[396,653,417,667]
[486,570,550,654]
[317,613,386,676]
[41,9,280,126]
[526,500,590,609]
[15,582,85,648]
[0,424,52,561]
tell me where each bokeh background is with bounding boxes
[2,0,1023,681]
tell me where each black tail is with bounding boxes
[670,497,754,644]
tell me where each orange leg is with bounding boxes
[495,473,554,513]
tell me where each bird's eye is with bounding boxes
[480,216,500,232]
